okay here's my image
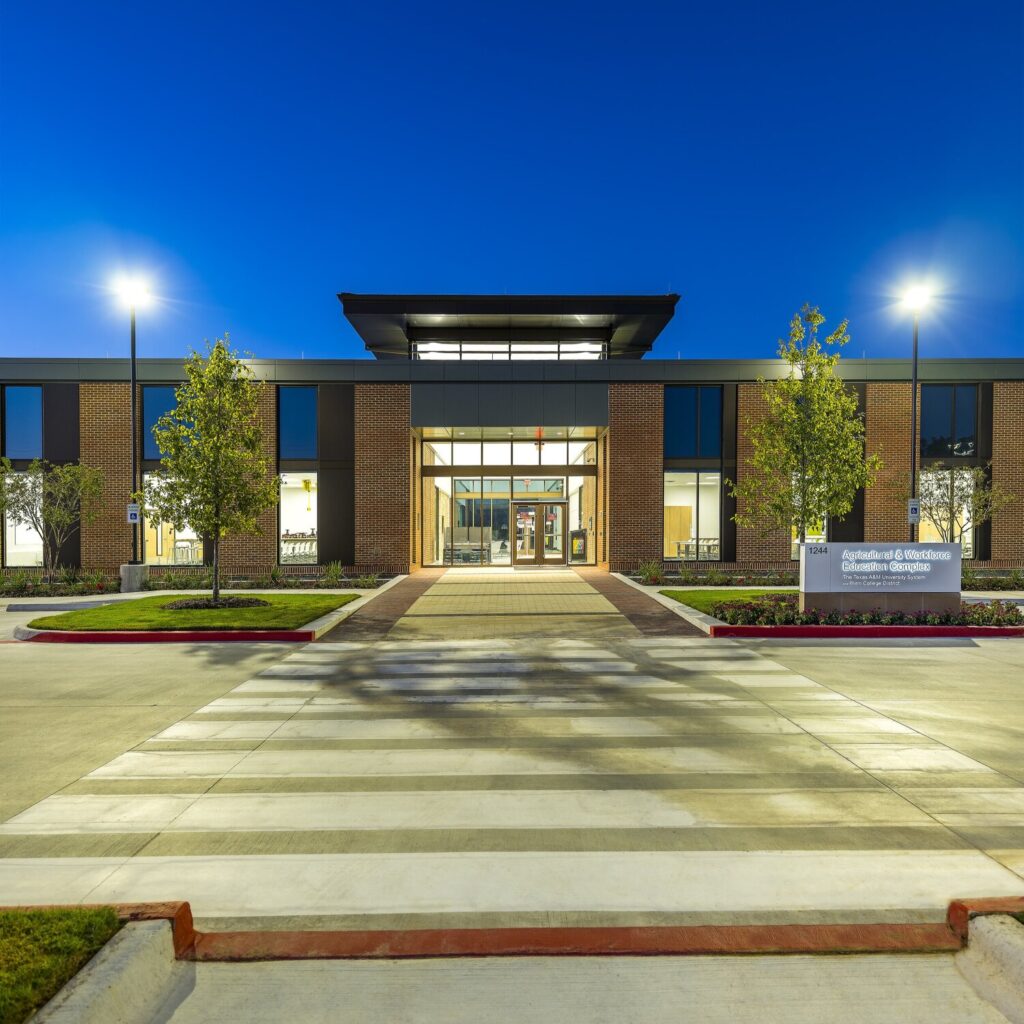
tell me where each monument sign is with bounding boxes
[799,542,962,613]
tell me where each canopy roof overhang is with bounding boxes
[338,293,680,360]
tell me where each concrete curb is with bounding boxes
[33,920,186,1024]
[611,574,719,635]
[956,915,1024,1024]
[13,578,406,644]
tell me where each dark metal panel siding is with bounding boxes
[410,383,445,426]
[43,383,79,464]
[43,383,81,566]
[476,384,514,426]
[511,384,544,425]
[542,383,574,426]
[443,384,480,425]
[720,383,737,562]
[573,383,609,425]
[318,384,354,462]
[978,382,993,462]
[318,467,355,564]
[828,385,867,544]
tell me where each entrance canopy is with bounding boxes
[339,294,679,360]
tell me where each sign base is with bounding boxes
[801,591,961,615]
[120,563,150,593]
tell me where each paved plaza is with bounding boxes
[1,569,1023,933]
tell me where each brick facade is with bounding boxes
[735,383,791,561]
[607,383,663,571]
[354,383,412,572]
[79,383,134,569]
[863,382,914,543]
[218,381,278,568]
[991,381,1024,560]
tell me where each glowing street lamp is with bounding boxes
[110,276,153,564]
[901,284,934,542]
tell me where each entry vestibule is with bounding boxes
[513,502,567,565]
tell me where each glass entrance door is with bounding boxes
[513,503,566,565]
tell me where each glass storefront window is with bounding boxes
[142,473,204,565]
[482,478,511,565]
[513,477,565,499]
[452,478,483,564]
[422,476,452,566]
[452,441,481,464]
[663,471,721,561]
[424,441,452,466]
[482,441,511,464]
[278,387,318,460]
[791,520,827,560]
[280,472,317,563]
[568,441,596,466]
[142,386,177,460]
[567,475,596,564]
[3,386,43,460]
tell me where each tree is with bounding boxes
[139,338,278,604]
[912,462,1013,546]
[0,459,104,580]
[728,305,882,542]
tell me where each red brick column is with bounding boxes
[607,383,663,571]
[992,381,1024,560]
[219,382,278,568]
[735,383,791,561]
[79,383,133,570]
[354,384,412,573]
[864,382,914,542]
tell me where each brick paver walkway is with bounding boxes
[575,570,704,637]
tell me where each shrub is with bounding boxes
[710,593,1022,627]
[636,559,664,586]
[322,561,343,586]
[354,573,378,589]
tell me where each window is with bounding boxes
[142,473,204,565]
[3,386,43,460]
[278,387,318,460]
[664,386,722,458]
[918,467,975,558]
[663,471,721,560]
[567,475,596,564]
[142,386,177,460]
[921,384,977,458]
[2,472,43,566]
[280,472,317,563]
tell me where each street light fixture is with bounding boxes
[111,276,153,564]
[901,284,933,542]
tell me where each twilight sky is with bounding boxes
[1,1,1021,362]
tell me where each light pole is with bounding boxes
[112,277,152,564]
[902,285,932,543]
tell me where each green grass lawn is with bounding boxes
[0,907,122,1024]
[659,588,796,615]
[28,593,359,632]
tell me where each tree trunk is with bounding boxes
[212,533,220,604]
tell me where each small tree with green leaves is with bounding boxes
[139,338,278,604]
[911,462,1013,546]
[728,305,882,543]
[0,459,104,581]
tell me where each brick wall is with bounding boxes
[992,381,1024,559]
[864,382,914,542]
[354,383,412,572]
[79,383,134,569]
[219,381,278,568]
[607,383,663,571]
[735,383,791,561]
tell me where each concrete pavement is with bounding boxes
[2,629,1024,927]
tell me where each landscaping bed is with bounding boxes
[27,593,358,632]
[0,907,121,1024]
[659,588,796,615]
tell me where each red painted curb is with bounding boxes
[709,624,1024,638]
[25,628,312,643]
[192,922,961,960]
[947,897,1024,941]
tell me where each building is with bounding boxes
[1,293,1022,575]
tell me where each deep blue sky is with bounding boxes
[1,1,1021,361]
